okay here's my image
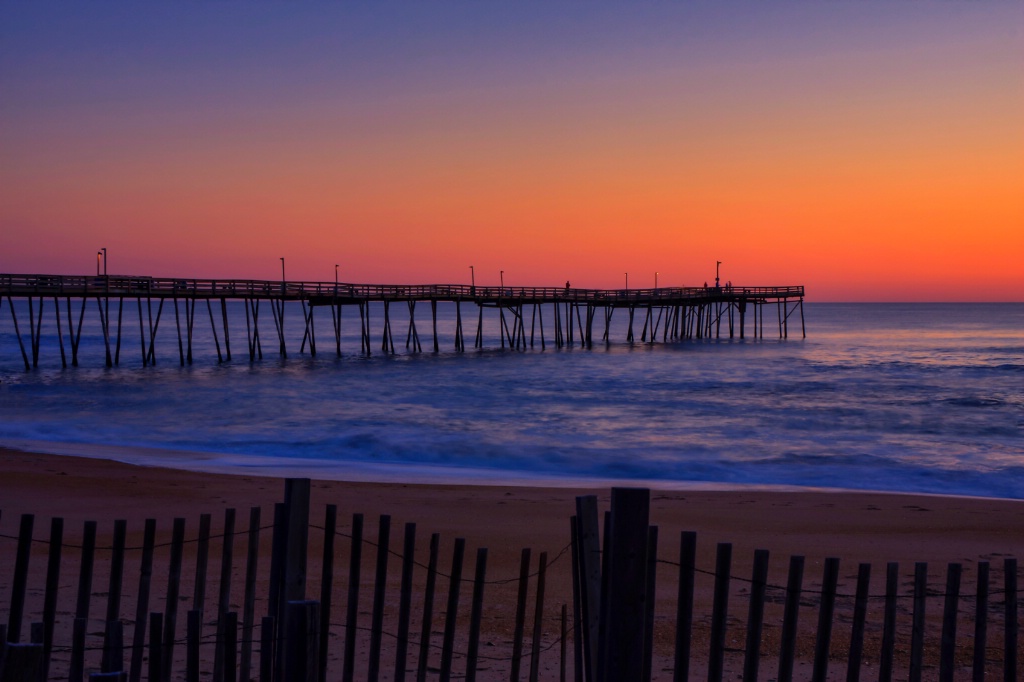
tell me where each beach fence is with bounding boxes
[1,481,1021,681]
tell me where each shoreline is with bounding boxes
[3,437,1020,502]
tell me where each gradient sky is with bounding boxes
[2,3,1021,301]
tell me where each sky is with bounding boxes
[1,3,1022,302]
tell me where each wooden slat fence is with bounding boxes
[1,483,1021,681]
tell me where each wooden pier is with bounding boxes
[0,273,805,369]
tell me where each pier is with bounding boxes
[0,273,805,369]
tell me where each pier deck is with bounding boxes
[1,273,805,368]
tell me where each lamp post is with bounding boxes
[655,271,659,288]
[716,261,721,288]
[96,252,102,276]
[102,248,107,275]
[625,272,629,290]
[335,264,339,285]
[470,265,475,288]
[500,270,504,288]
[280,257,286,282]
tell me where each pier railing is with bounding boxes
[0,482,1020,681]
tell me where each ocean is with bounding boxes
[1,301,1022,499]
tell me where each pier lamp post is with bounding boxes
[500,270,504,288]
[715,261,721,288]
[96,252,102,276]
[102,248,107,275]
[280,257,285,282]
[335,264,339,285]
[655,271,659,288]
[470,265,475,289]
[625,272,628,290]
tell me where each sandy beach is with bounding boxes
[2,445,1023,680]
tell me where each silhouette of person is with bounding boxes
[565,281,570,290]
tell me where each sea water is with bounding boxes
[0,301,1021,499]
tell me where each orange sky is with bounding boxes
[1,3,1022,301]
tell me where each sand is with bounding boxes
[1,445,1022,680]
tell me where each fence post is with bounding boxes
[70,616,87,682]
[103,521,127,675]
[879,562,899,682]
[6,514,34,643]
[939,563,962,682]
[42,517,64,681]
[75,520,98,632]
[223,611,238,682]
[260,616,275,682]
[706,542,733,682]
[342,513,363,682]
[465,547,488,682]
[973,561,989,682]
[101,620,124,674]
[368,515,392,682]
[569,523,583,682]
[642,526,659,682]
[186,609,201,682]
[283,479,310,606]
[846,563,872,682]
[214,508,237,682]
[811,557,840,682]
[0,643,43,682]
[162,518,186,682]
[1004,558,1017,682]
[284,601,319,682]
[674,531,697,682]
[148,613,163,682]
[439,538,466,682]
[529,551,549,682]
[777,555,805,682]
[129,519,156,682]
[268,503,287,682]
[574,495,601,682]
[910,562,928,682]
[317,505,337,682]
[193,514,212,616]
[240,506,262,682]
[599,488,651,682]
[415,533,440,682]
[394,522,417,682]
[742,549,770,682]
